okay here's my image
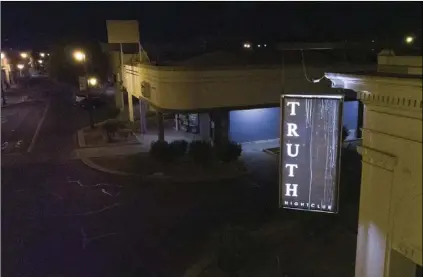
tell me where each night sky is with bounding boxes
[1,1,422,49]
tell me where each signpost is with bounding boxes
[279,94,344,213]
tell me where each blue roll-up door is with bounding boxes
[229,108,280,143]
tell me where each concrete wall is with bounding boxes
[326,72,422,277]
[378,53,422,76]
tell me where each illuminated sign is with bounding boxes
[279,94,343,213]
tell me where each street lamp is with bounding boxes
[405,36,415,44]
[38,60,43,64]
[17,64,24,77]
[20,52,29,59]
[73,50,86,62]
[88,77,98,87]
[40,52,45,58]
[1,52,5,59]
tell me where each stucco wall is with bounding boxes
[123,64,366,111]
[326,72,422,277]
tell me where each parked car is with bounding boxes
[75,93,87,105]
[75,93,106,109]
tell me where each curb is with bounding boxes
[78,155,133,176]
[77,129,86,147]
[262,149,279,157]
[78,154,249,183]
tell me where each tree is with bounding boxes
[47,38,111,86]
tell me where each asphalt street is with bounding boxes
[1,78,270,277]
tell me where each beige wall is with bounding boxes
[378,54,422,76]
[326,72,422,277]
[123,63,374,111]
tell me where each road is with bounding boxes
[1,78,268,277]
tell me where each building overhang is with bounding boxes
[325,72,422,119]
[125,64,340,112]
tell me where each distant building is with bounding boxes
[1,52,13,87]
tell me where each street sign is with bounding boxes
[79,76,87,91]
[279,94,344,213]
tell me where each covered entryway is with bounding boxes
[229,107,280,143]
[229,100,361,144]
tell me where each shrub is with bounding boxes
[102,119,125,142]
[215,140,242,162]
[169,140,188,158]
[149,140,171,163]
[107,107,121,119]
[188,140,213,164]
[125,121,141,133]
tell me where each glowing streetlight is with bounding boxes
[73,50,86,62]
[40,52,45,57]
[17,64,24,77]
[38,60,43,64]
[405,36,415,44]
[243,42,251,49]
[88,77,98,87]
[20,52,29,59]
[1,52,5,59]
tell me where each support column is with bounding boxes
[211,110,230,145]
[157,111,164,141]
[139,98,147,134]
[199,113,211,141]
[128,92,134,122]
[114,73,124,111]
[357,100,364,138]
[175,114,179,131]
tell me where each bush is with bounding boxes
[107,107,121,119]
[125,121,141,133]
[188,140,213,164]
[149,140,171,163]
[215,141,242,162]
[102,119,125,142]
[169,140,188,158]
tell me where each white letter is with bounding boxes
[287,123,299,137]
[286,144,300,157]
[285,164,298,177]
[285,183,298,197]
[287,101,300,116]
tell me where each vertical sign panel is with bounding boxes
[279,94,343,213]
